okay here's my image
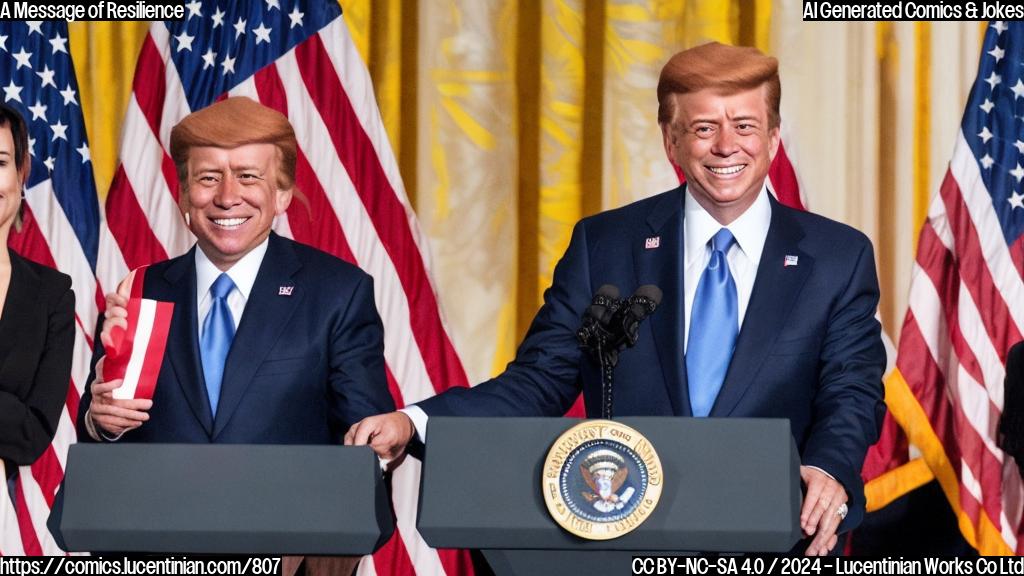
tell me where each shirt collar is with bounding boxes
[684,182,772,267]
[195,237,270,301]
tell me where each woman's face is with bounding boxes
[0,124,22,234]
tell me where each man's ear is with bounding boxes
[768,125,781,163]
[661,123,678,168]
[275,187,293,215]
[178,187,191,226]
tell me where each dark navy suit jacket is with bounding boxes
[76,233,394,444]
[418,186,886,529]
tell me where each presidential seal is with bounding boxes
[542,420,663,540]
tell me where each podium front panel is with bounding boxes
[60,444,393,554]
[418,417,801,552]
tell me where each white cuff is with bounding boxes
[400,405,429,442]
[804,465,836,482]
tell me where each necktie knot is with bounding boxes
[211,273,235,300]
[711,228,735,255]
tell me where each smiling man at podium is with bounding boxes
[348,42,886,557]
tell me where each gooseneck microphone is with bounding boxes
[577,284,662,419]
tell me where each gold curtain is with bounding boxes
[67,21,148,199]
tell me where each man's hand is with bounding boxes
[88,358,153,437]
[99,281,131,350]
[91,283,152,438]
[344,412,415,461]
[799,466,847,556]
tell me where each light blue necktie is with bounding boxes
[687,228,738,417]
[200,273,236,416]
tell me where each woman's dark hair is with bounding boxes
[0,102,29,177]
[0,102,30,230]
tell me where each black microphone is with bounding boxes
[606,285,663,352]
[577,284,661,419]
[577,284,620,354]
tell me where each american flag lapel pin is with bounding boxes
[279,286,294,296]
[784,255,799,267]
[645,236,660,249]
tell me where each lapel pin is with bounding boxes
[784,255,799,267]
[278,286,294,296]
[645,236,660,249]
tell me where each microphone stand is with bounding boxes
[579,285,660,421]
[595,290,661,420]
[598,337,616,420]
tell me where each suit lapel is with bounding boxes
[213,234,303,438]
[0,252,40,376]
[710,198,813,417]
[634,186,689,416]
[161,248,215,435]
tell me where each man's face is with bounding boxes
[181,143,292,271]
[662,85,780,224]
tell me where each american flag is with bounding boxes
[0,20,103,556]
[1,3,477,573]
[881,20,1024,555]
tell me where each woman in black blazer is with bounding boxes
[1000,341,1024,478]
[0,102,74,477]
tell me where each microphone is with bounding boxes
[576,284,661,419]
[577,284,620,354]
[606,285,663,351]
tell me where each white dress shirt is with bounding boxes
[195,237,269,333]
[682,183,771,351]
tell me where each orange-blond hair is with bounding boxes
[657,42,780,129]
[170,97,298,193]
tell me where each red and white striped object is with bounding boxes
[102,267,174,402]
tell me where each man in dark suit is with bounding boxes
[78,96,394,445]
[346,42,886,555]
[73,97,393,572]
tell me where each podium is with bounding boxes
[59,444,394,554]
[418,417,802,575]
